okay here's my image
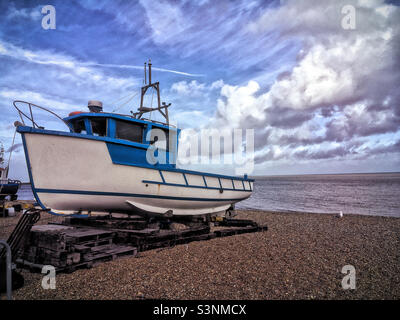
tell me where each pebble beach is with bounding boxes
[1,210,399,300]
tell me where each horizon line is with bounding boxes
[250,171,400,178]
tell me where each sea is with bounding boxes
[236,172,400,217]
[17,172,400,218]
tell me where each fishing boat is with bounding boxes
[13,61,253,218]
[0,142,21,201]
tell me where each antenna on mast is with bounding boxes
[144,62,147,85]
[131,59,171,125]
[148,59,152,84]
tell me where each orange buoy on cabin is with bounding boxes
[68,111,84,117]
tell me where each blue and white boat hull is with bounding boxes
[21,129,253,216]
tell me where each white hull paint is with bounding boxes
[23,133,252,216]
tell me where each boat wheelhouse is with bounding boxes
[0,141,21,201]
[13,61,253,217]
[62,108,179,171]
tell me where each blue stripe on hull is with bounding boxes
[142,180,252,192]
[35,188,250,202]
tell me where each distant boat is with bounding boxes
[0,141,21,201]
[13,61,253,217]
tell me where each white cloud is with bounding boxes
[139,0,192,45]
[210,80,225,90]
[0,43,7,54]
[248,3,398,112]
[171,80,206,96]
[248,0,396,38]
[0,89,75,112]
[6,3,42,21]
[266,39,362,110]
[198,0,400,169]
[215,80,266,128]
[0,40,143,110]
[0,40,201,79]
[171,110,209,129]
[171,79,225,96]
[0,40,133,85]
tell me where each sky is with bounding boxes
[0,0,399,181]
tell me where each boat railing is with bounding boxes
[139,117,177,128]
[13,100,70,130]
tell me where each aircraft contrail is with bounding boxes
[0,40,202,77]
[84,62,204,77]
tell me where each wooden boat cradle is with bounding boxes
[13,208,267,274]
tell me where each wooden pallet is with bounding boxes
[83,244,137,263]
[214,218,259,227]
[65,216,150,230]
[19,224,137,272]
[64,228,115,243]
[61,245,137,272]
[18,216,267,274]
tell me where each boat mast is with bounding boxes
[0,142,4,166]
[131,59,171,125]
[0,142,5,180]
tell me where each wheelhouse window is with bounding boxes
[150,127,176,152]
[72,119,87,134]
[115,120,144,143]
[90,118,107,137]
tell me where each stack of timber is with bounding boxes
[63,216,213,251]
[16,215,268,274]
[117,225,214,251]
[64,215,157,230]
[17,224,137,272]
[212,218,267,237]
